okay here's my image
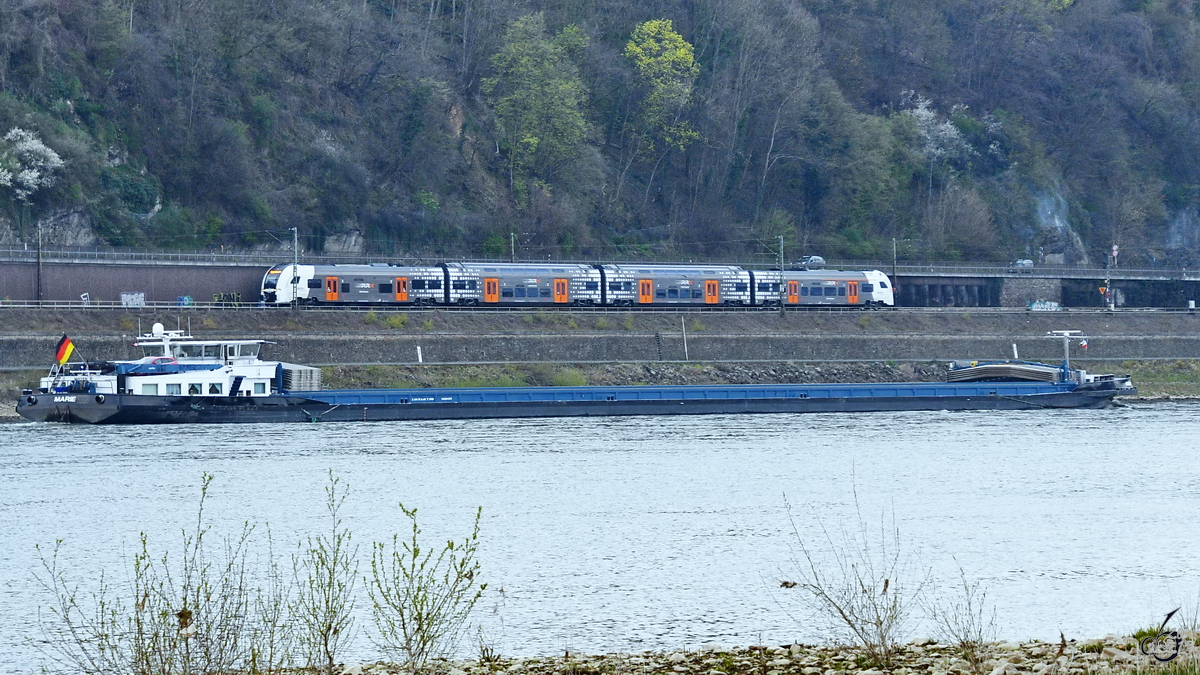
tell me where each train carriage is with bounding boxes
[449,263,602,306]
[261,264,445,305]
[598,264,750,306]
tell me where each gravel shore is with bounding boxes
[333,636,1184,675]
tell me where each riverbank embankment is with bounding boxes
[335,635,1181,675]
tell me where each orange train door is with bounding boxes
[638,279,654,304]
[848,281,859,304]
[787,280,799,304]
[704,280,720,304]
[395,277,409,302]
[553,278,569,303]
[324,276,339,302]
[483,278,500,303]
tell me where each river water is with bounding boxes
[2,404,1199,670]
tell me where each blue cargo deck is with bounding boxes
[294,380,1074,406]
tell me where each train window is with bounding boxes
[514,287,527,298]
[264,278,278,289]
[656,290,667,299]
[838,287,846,296]
[862,283,874,292]
[452,280,467,290]
[825,287,837,296]
[502,288,514,298]
[552,269,565,273]
[667,289,679,298]
[585,281,599,291]
[801,287,809,296]
[485,268,497,272]
[692,289,703,298]
[879,281,888,288]
[209,383,223,395]
[609,282,623,292]
[540,288,552,297]
[307,279,321,289]
[341,282,349,293]
[166,383,181,395]
[757,283,771,292]
[735,283,748,292]
[188,383,202,395]
[379,283,394,294]
[428,279,442,289]
[412,279,427,290]
[468,280,478,290]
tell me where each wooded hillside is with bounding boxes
[1,0,1198,265]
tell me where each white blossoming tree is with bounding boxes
[0,127,65,206]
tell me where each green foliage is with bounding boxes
[485,14,589,186]
[624,19,700,151]
[386,314,410,330]
[364,310,380,325]
[551,368,587,386]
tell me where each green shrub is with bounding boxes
[595,317,610,329]
[551,368,587,387]
[386,314,409,330]
[622,314,634,330]
[364,310,380,324]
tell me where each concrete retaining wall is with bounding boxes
[4,332,1198,370]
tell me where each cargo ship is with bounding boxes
[15,325,1136,424]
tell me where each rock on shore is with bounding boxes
[334,636,1184,675]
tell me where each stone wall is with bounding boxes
[3,331,1198,370]
[999,277,1063,307]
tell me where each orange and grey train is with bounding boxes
[260,262,895,308]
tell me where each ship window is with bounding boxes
[209,383,223,395]
[141,346,167,357]
[203,345,221,358]
[585,281,598,291]
[379,283,394,294]
[254,382,266,395]
[188,383,202,395]
[514,287,527,298]
[166,383,181,395]
[308,279,321,289]
[862,283,874,292]
[240,344,260,358]
[141,383,159,395]
[412,279,427,290]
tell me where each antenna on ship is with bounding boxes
[1046,330,1083,377]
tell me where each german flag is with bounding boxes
[55,334,75,365]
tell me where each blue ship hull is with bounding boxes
[16,379,1133,424]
